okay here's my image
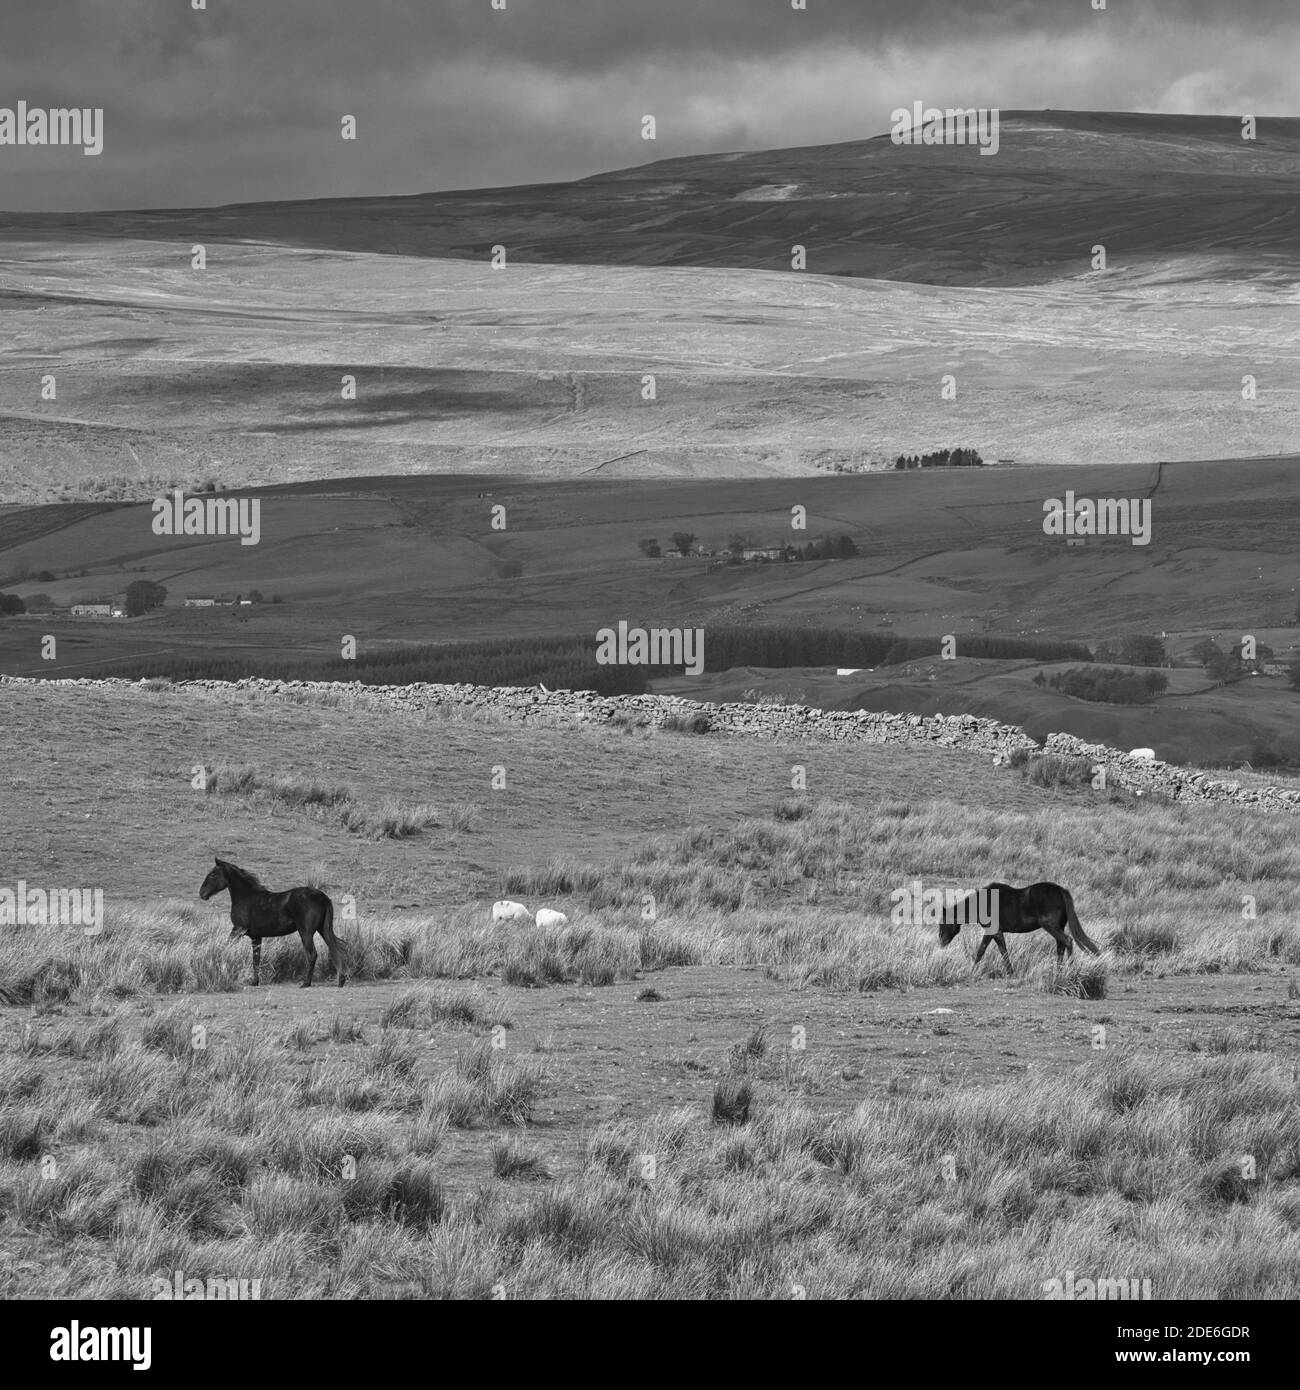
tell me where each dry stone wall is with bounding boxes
[6,674,1300,815]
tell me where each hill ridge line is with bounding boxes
[5,673,1298,815]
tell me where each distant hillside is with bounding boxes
[3,111,1298,496]
[5,112,1298,287]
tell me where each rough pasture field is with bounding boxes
[3,460,1297,768]
[2,680,1299,1297]
[3,113,1300,501]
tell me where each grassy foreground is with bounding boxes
[2,994,1298,1298]
[2,681,1299,1297]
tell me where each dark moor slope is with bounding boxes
[4,112,1298,287]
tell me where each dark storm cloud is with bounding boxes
[0,0,1294,210]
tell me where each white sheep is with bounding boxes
[534,908,569,929]
[491,900,531,923]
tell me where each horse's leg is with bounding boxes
[319,911,346,988]
[993,933,1012,971]
[973,935,991,967]
[1044,924,1073,963]
[250,938,261,987]
[299,927,316,988]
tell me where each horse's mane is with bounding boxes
[221,860,267,891]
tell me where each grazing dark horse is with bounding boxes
[199,858,346,988]
[938,881,1100,970]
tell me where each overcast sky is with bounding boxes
[1,0,1295,211]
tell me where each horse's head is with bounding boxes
[938,892,967,948]
[939,885,998,947]
[199,859,229,902]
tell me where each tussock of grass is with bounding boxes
[1188,1026,1267,1054]
[381,985,512,1034]
[429,1039,547,1128]
[499,921,640,989]
[1112,921,1179,955]
[204,763,353,809]
[448,803,483,833]
[1023,753,1096,790]
[730,1026,768,1072]
[246,1174,342,1237]
[299,1060,388,1113]
[0,1109,46,1160]
[407,1105,449,1157]
[341,1158,445,1229]
[17,1015,124,1059]
[340,801,439,840]
[493,1188,605,1258]
[712,1076,752,1126]
[6,1158,127,1242]
[1038,957,1109,999]
[491,1138,552,1181]
[201,762,441,839]
[282,1021,316,1051]
[142,1007,202,1059]
[330,1016,367,1044]
[369,1031,420,1081]
[267,1114,397,1179]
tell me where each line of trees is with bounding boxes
[702,627,1091,671]
[98,635,651,694]
[776,535,858,563]
[894,448,984,469]
[639,534,860,562]
[95,627,1094,690]
[1093,635,1168,667]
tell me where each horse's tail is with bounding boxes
[1063,889,1101,955]
[323,894,348,986]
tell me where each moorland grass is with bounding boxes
[3,1012,1295,1298]
[4,795,1299,1008]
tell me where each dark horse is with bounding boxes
[938,881,1100,970]
[199,858,346,988]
